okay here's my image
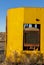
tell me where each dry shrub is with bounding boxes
[4,51,44,65]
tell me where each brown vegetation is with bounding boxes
[1,51,44,65]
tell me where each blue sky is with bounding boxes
[0,0,44,32]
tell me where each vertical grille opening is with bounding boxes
[23,24,40,51]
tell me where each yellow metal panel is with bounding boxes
[24,8,41,24]
[41,8,44,53]
[6,8,44,57]
[6,8,24,57]
[24,8,44,54]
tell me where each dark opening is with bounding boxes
[23,24,40,51]
[32,24,35,27]
[37,24,40,29]
[36,18,40,21]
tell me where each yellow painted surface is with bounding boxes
[6,8,44,57]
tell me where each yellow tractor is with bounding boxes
[6,7,44,58]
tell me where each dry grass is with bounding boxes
[0,51,44,65]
